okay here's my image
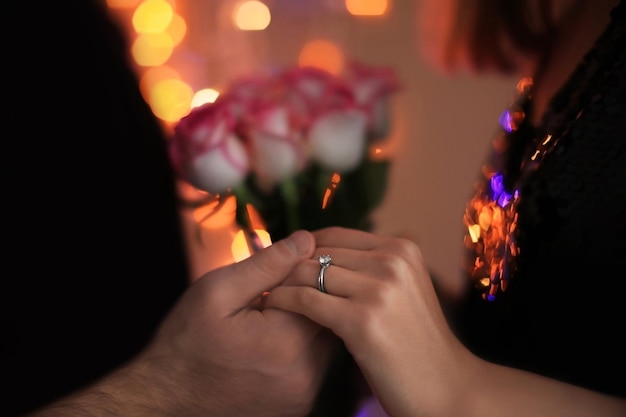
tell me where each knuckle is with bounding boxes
[389,236,423,263]
[376,251,411,284]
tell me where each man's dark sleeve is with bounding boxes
[3,1,189,414]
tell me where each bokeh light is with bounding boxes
[148,78,194,122]
[231,229,272,262]
[233,0,271,31]
[345,0,389,16]
[298,39,345,75]
[165,13,187,46]
[192,88,221,108]
[131,32,175,66]
[108,0,393,124]
[132,0,174,33]
[139,65,181,101]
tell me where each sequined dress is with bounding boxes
[455,1,626,397]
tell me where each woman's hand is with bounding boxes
[265,227,626,417]
[264,227,476,417]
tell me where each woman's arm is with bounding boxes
[265,227,626,417]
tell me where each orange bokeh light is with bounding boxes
[345,0,389,16]
[298,39,345,75]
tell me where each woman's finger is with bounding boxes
[282,248,386,296]
[264,285,354,334]
[313,228,423,270]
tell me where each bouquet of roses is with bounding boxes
[169,61,400,253]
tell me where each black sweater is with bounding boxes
[457,0,626,398]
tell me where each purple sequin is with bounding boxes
[490,174,513,207]
[499,109,514,132]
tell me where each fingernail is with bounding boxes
[285,230,312,256]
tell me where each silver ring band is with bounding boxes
[317,255,332,293]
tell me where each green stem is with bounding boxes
[280,179,300,233]
[232,186,264,254]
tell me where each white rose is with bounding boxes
[308,109,368,172]
[249,106,305,191]
[186,130,249,194]
[170,105,250,194]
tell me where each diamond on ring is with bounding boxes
[317,254,331,293]
[319,254,332,268]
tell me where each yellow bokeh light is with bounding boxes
[139,65,181,100]
[148,78,194,122]
[231,229,272,262]
[131,32,174,66]
[468,224,481,243]
[133,0,174,33]
[166,12,187,46]
[192,88,221,108]
[479,277,491,288]
[298,39,345,75]
[233,0,271,31]
[345,0,389,16]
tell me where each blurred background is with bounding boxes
[106,0,517,295]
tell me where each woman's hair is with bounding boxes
[445,0,558,73]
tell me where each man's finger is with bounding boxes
[215,230,315,307]
[313,226,380,251]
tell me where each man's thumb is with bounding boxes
[218,230,315,306]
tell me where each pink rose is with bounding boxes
[169,62,400,195]
[169,102,249,194]
[246,102,306,191]
[344,61,400,140]
[308,108,368,172]
[281,66,354,126]
[282,66,369,172]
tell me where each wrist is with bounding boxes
[433,344,486,417]
[30,354,204,417]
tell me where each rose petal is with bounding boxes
[186,133,249,194]
[308,109,368,172]
[250,129,305,191]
